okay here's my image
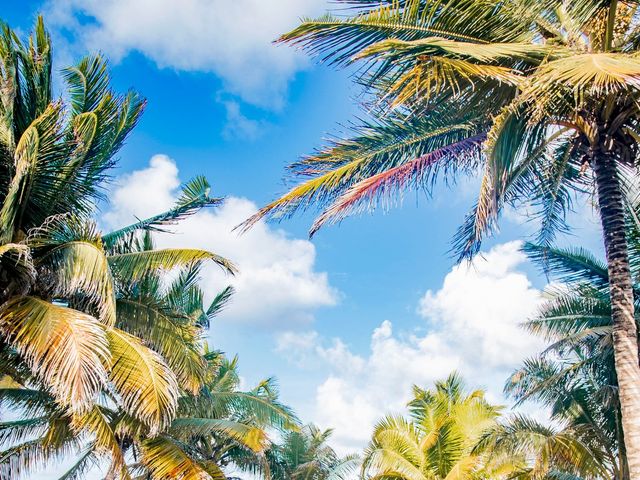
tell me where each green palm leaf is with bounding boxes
[108,248,236,280]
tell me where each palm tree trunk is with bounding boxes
[594,151,640,479]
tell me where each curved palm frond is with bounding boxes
[102,176,222,249]
[170,418,268,452]
[106,328,179,433]
[0,296,109,412]
[28,215,116,324]
[108,248,236,279]
[140,436,225,480]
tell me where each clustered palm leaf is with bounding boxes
[244,1,640,472]
[1,348,299,479]
[361,374,522,480]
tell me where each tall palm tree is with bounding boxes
[360,373,521,480]
[490,231,640,480]
[0,16,238,472]
[241,1,640,471]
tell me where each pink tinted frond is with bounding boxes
[309,134,486,236]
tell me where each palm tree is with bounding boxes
[0,17,241,475]
[241,1,640,471]
[490,232,640,480]
[360,373,521,480]
[1,222,296,480]
[234,424,358,480]
[0,351,298,479]
[0,217,237,479]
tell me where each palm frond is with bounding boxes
[28,215,116,324]
[106,328,179,433]
[0,416,50,446]
[108,248,236,279]
[523,242,609,288]
[140,436,224,480]
[102,176,221,249]
[0,102,64,241]
[310,133,485,235]
[71,407,129,479]
[56,446,99,480]
[205,286,235,321]
[240,117,482,231]
[116,297,207,394]
[170,418,268,452]
[0,297,109,412]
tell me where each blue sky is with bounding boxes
[4,0,605,465]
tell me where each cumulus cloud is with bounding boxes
[104,154,338,326]
[277,242,545,453]
[44,0,329,107]
[417,241,543,370]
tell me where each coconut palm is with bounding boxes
[234,424,358,480]
[483,190,640,479]
[0,226,295,480]
[489,232,640,480]
[0,351,298,479]
[243,1,640,471]
[0,16,239,472]
[0,219,237,479]
[494,363,621,479]
[360,373,521,480]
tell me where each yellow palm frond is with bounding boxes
[106,328,179,433]
[116,297,207,394]
[356,37,551,63]
[239,159,364,231]
[38,240,116,325]
[108,248,237,279]
[443,455,480,480]
[28,215,116,325]
[71,407,130,479]
[0,297,109,412]
[521,53,640,112]
[385,56,521,106]
[141,436,225,480]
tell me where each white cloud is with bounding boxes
[417,241,543,370]
[277,242,545,454]
[104,155,338,327]
[44,0,330,107]
[276,331,365,374]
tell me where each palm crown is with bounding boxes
[244,0,638,256]
[362,374,521,480]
